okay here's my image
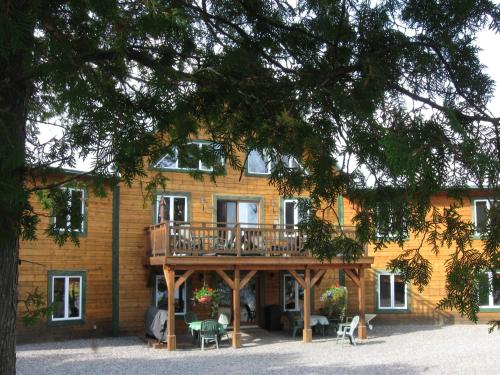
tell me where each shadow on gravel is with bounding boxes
[19,351,424,375]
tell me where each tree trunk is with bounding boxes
[0,238,20,375]
[0,3,33,373]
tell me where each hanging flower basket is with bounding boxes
[193,285,220,317]
[197,295,212,304]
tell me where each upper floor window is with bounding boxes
[377,273,407,310]
[479,271,500,309]
[48,271,85,323]
[248,150,272,174]
[284,199,299,230]
[155,195,188,224]
[247,150,300,175]
[54,188,85,232]
[375,206,408,240]
[473,199,491,236]
[155,274,187,315]
[155,142,222,171]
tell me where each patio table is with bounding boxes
[310,314,329,336]
[189,321,226,335]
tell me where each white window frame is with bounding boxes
[283,273,303,312]
[247,150,272,175]
[154,141,222,171]
[155,275,187,315]
[283,199,299,228]
[479,271,500,309]
[377,273,408,310]
[55,188,85,232]
[281,155,300,169]
[51,275,83,321]
[473,199,491,236]
[155,195,188,224]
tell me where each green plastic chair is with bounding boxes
[200,319,219,350]
[184,311,198,335]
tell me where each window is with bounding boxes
[281,156,300,169]
[284,199,299,229]
[48,272,85,322]
[248,150,272,174]
[54,188,85,232]
[375,206,408,239]
[154,142,222,171]
[377,273,407,310]
[283,273,304,311]
[474,199,491,236]
[247,151,301,175]
[156,195,188,224]
[479,271,500,309]
[155,275,187,315]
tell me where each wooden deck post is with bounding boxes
[358,267,367,339]
[164,266,176,350]
[233,268,241,348]
[303,268,312,343]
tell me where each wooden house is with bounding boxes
[17,140,498,348]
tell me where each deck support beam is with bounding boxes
[163,266,176,351]
[303,268,312,343]
[357,267,367,339]
[232,268,241,348]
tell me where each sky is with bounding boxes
[36,26,500,172]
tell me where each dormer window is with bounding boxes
[247,150,300,175]
[155,142,222,171]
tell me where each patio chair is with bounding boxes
[336,315,360,346]
[200,319,220,350]
[218,313,231,342]
[284,311,304,338]
[184,311,198,335]
[175,226,202,253]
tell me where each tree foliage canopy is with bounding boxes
[2,0,499,333]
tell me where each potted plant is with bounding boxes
[193,285,220,317]
[319,286,347,321]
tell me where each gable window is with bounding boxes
[154,142,221,171]
[54,188,85,232]
[48,271,85,322]
[281,156,300,170]
[247,151,301,175]
[377,273,407,310]
[473,199,491,236]
[155,274,187,315]
[156,195,188,224]
[479,271,500,309]
[283,273,304,311]
[248,150,272,174]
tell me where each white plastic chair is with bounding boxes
[336,315,360,346]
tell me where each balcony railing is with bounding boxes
[145,221,363,258]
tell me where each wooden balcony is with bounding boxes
[145,221,365,259]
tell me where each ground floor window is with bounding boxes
[155,274,186,315]
[479,271,500,308]
[377,273,407,310]
[48,271,85,322]
[283,273,304,311]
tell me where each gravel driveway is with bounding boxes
[17,324,499,375]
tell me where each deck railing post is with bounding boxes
[235,224,241,256]
[165,222,171,257]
